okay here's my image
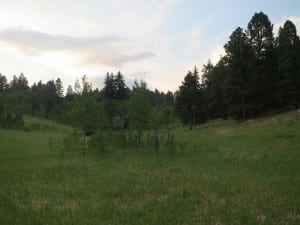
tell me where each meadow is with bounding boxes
[0,112,299,225]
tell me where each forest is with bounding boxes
[0,12,299,137]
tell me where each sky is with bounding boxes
[0,0,299,92]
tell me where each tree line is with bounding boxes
[0,71,174,131]
[175,12,300,128]
[1,12,299,133]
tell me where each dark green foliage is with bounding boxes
[127,82,152,130]
[187,12,300,124]
[103,71,129,100]
[175,67,206,128]
[43,80,60,118]
[103,99,127,130]
[247,12,277,113]
[0,93,24,129]
[114,71,128,100]
[201,59,228,119]
[69,94,106,136]
[61,130,82,154]
[149,89,174,107]
[28,79,63,119]
[224,27,253,120]
[277,20,300,109]
[88,130,106,153]
[9,73,29,91]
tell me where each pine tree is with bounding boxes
[247,12,276,113]
[114,71,128,100]
[202,58,228,119]
[277,20,300,108]
[0,74,8,92]
[103,72,115,99]
[175,67,204,129]
[225,27,253,120]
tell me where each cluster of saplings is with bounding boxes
[59,128,184,156]
[65,77,180,154]
[1,11,299,139]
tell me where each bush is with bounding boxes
[88,130,106,153]
[60,130,82,155]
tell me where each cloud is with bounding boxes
[0,27,155,67]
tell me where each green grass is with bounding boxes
[0,111,300,225]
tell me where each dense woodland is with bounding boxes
[0,12,299,133]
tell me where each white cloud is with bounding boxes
[0,27,155,67]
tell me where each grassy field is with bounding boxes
[0,112,299,225]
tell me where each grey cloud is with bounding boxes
[114,52,156,65]
[0,27,155,66]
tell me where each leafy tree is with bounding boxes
[81,75,92,94]
[103,99,127,130]
[69,94,106,154]
[74,78,81,94]
[127,81,151,149]
[0,93,24,129]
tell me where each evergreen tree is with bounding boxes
[202,58,228,119]
[277,20,300,108]
[175,67,204,129]
[9,73,29,91]
[29,82,40,115]
[114,71,128,100]
[0,74,8,92]
[225,27,253,120]
[103,72,115,99]
[247,12,276,113]
[66,85,74,96]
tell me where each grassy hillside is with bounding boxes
[0,111,299,225]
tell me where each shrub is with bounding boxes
[88,130,106,153]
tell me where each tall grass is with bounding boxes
[0,111,299,225]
